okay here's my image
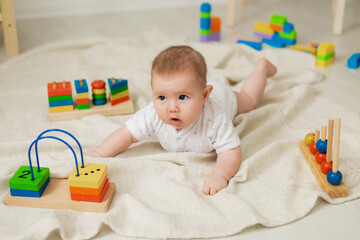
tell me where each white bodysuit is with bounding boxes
[125,80,240,154]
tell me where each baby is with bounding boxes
[89,45,277,195]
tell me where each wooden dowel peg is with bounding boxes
[321,125,327,141]
[332,118,341,172]
[315,129,320,143]
[326,119,334,163]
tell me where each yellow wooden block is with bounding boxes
[49,105,74,113]
[317,42,335,56]
[253,21,274,35]
[68,163,107,188]
[92,88,106,95]
[110,89,129,101]
[77,92,89,99]
[316,58,334,67]
[290,45,316,56]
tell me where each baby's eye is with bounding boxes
[159,96,166,101]
[179,95,188,100]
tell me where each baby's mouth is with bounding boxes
[171,118,181,126]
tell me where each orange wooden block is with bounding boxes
[269,23,283,32]
[110,96,130,106]
[69,175,108,195]
[47,81,72,97]
[76,98,89,105]
[70,179,109,202]
[211,16,221,33]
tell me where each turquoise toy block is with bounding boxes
[10,177,50,197]
[9,166,50,191]
[347,53,360,69]
[283,22,294,33]
[75,79,89,94]
[236,38,262,51]
[48,99,73,107]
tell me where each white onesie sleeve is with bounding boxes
[125,103,158,141]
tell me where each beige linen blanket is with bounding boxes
[1,28,360,239]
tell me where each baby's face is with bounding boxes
[152,71,212,131]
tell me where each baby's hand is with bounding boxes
[84,149,103,157]
[203,172,228,196]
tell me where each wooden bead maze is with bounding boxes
[299,118,347,199]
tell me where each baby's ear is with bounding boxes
[203,85,213,102]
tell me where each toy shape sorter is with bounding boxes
[4,129,116,212]
[253,14,296,48]
[47,78,134,121]
[200,2,221,42]
[300,118,347,199]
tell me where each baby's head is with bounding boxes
[150,45,213,131]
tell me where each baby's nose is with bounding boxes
[169,101,179,112]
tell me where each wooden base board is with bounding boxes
[49,99,134,122]
[3,178,116,212]
[299,141,347,199]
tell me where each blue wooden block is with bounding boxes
[200,3,211,13]
[48,99,74,107]
[236,39,262,51]
[347,53,360,69]
[107,78,128,91]
[93,98,107,105]
[283,22,294,33]
[262,33,286,48]
[200,18,211,30]
[75,79,89,94]
[10,177,50,197]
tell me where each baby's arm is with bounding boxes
[88,126,138,157]
[203,146,241,195]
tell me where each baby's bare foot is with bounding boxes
[257,57,277,78]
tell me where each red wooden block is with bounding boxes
[70,179,109,202]
[47,81,72,97]
[110,96,130,106]
[76,98,89,105]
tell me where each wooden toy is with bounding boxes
[4,129,116,212]
[321,119,334,174]
[304,132,315,146]
[235,37,262,51]
[327,118,343,185]
[347,53,360,69]
[253,21,274,39]
[48,78,134,121]
[200,3,221,42]
[91,80,107,105]
[47,81,74,113]
[108,78,130,106]
[309,129,319,155]
[290,45,316,56]
[299,118,347,198]
[316,125,327,153]
[75,79,90,110]
[316,42,335,67]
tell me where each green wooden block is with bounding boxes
[92,93,106,100]
[77,104,90,110]
[110,85,128,95]
[200,12,211,18]
[9,166,50,191]
[48,94,73,102]
[270,14,288,25]
[200,29,211,35]
[279,30,297,40]
[317,53,334,61]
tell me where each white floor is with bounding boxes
[1,0,360,239]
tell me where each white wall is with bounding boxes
[14,0,228,19]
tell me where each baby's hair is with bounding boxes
[151,45,207,88]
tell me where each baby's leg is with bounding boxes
[234,58,277,114]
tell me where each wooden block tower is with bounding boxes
[91,80,107,105]
[47,81,74,113]
[108,77,130,106]
[9,166,50,197]
[68,163,109,202]
[200,3,221,42]
[316,42,335,67]
[75,79,90,110]
[253,14,296,48]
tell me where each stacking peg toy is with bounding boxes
[315,125,327,164]
[92,80,107,105]
[321,119,334,174]
[327,118,343,185]
[75,79,90,110]
[309,129,319,155]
